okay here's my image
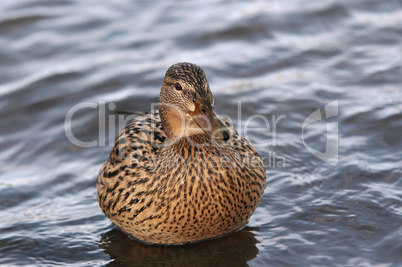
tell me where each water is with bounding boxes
[0,0,401,266]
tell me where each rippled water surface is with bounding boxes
[1,0,402,266]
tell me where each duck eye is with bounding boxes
[174,83,182,91]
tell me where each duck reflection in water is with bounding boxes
[99,226,259,267]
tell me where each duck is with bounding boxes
[97,62,266,245]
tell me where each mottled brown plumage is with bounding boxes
[97,62,266,245]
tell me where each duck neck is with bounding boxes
[158,104,205,141]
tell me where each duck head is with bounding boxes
[158,62,231,141]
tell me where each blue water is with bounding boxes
[0,0,401,266]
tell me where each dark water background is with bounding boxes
[1,0,401,266]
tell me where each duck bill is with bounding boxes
[191,95,231,141]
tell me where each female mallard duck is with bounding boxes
[97,62,266,245]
